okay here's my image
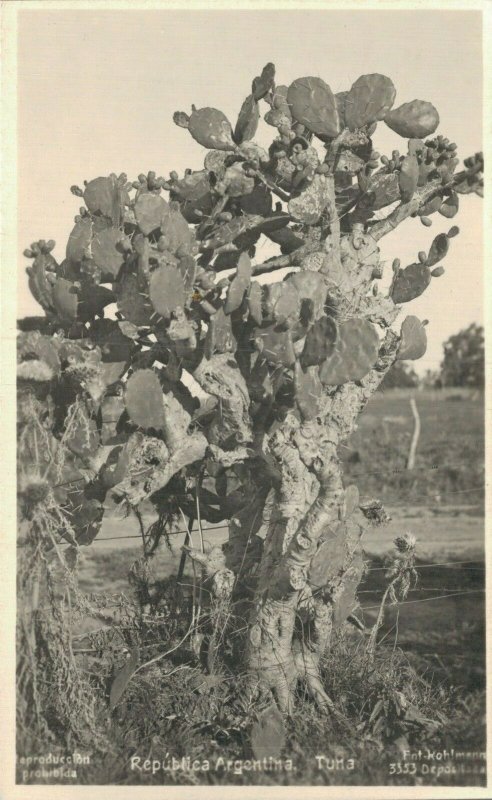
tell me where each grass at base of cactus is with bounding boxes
[16,548,485,787]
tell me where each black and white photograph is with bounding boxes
[1,1,488,796]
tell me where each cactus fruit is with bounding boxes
[399,154,419,202]
[319,318,379,385]
[294,362,323,421]
[344,74,396,131]
[134,193,170,235]
[252,62,276,101]
[234,94,260,144]
[253,325,296,367]
[287,77,339,138]
[300,316,338,368]
[438,191,459,219]
[384,100,440,139]
[225,252,252,314]
[52,278,78,322]
[431,266,445,277]
[288,174,331,224]
[397,315,428,360]
[391,262,431,303]
[125,369,165,429]
[91,227,128,279]
[247,281,263,325]
[149,263,186,319]
[187,107,236,151]
[426,232,450,266]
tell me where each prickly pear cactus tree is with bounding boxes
[18,64,483,715]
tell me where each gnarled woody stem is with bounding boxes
[246,331,400,713]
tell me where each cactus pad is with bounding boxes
[426,233,450,266]
[300,315,338,368]
[52,278,78,322]
[205,308,236,356]
[149,263,186,319]
[125,369,165,429]
[309,527,347,589]
[287,77,339,137]
[252,62,275,101]
[397,315,427,361]
[391,262,431,303]
[344,74,396,131]
[91,227,127,278]
[115,270,153,327]
[286,270,327,321]
[360,172,400,211]
[67,218,93,263]
[384,100,440,139]
[225,252,252,314]
[234,94,259,144]
[438,191,459,219]
[319,318,379,385]
[188,107,236,151]
[294,362,323,421]
[253,325,295,367]
[264,281,300,327]
[332,552,364,628]
[134,193,169,235]
[84,176,125,225]
[240,184,273,216]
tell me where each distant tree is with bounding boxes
[379,361,419,390]
[440,323,484,388]
[421,368,442,389]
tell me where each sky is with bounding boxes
[16,8,483,374]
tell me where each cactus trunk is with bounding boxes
[242,336,397,712]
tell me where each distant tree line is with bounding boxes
[380,322,484,389]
